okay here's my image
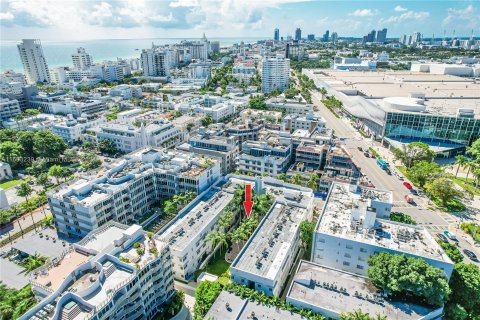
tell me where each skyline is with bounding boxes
[0,0,478,41]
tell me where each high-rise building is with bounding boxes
[274,28,280,42]
[307,34,315,41]
[141,46,176,77]
[261,56,290,93]
[71,47,93,70]
[295,28,302,41]
[376,28,387,43]
[323,30,330,42]
[411,32,422,45]
[399,34,407,45]
[367,30,376,42]
[210,41,220,53]
[331,32,338,43]
[17,39,50,84]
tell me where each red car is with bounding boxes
[403,182,413,189]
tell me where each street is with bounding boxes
[311,91,480,265]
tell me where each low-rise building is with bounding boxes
[47,148,221,238]
[232,60,256,80]
[21,222,175,320]
[188,131,238,174]
[52,115,106,144]
[225,121,263,145]
[109,85,142,100]
[206,291,306,320]
[266,98,314,116]
[47,98,106,118]
[319,144,359,194]
[333,57,377,70]
[0,98,21,121]
[159,187,234,281]
[230,176,315,297]
[92,119,183,152]
[283,112,326,132]
[312,182,454,278]
[239,133,292,177]
[0,162,13,180]
[286,260,444,320]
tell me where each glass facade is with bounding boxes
[383,112,480,146]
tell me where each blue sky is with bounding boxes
[0,0,478,41]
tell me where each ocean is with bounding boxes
[0,37,264,73]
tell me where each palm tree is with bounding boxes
[472,164,480,192]
[22,253,47,272]
[206,231,221,258]
[278,173,287,182]
[0,210,12,244]
[291,174,302,186]
[307,174,320,191]
[9,205,24,238]
[217,232,229,252]
[465,160,476,183]
[16,183,33,203]
[36,173,50,193]
[231,228,245,251]
[319,87,327,99]
[454,155,468,178]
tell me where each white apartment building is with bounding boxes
[188,62,211,79]
[176,39,209,61]
[333,57,377,70]
[72,47,93,70]
[266,98,314,116]
[2,113,58,131]
[230,176,315,297]
[261,56,290,93]
[178,98,245,122]
[17,39,50,84]
[232,61,256,80]
[93,119,183,153]
[52,115,106,144]
[109,85,142,100]
[0,98,21,121]
[141,47,176,77]
[47,99,106,118]
[47,148,221,238]
[283,112,326,132]
[20,222,175,320]
[0,70,25,95]
[312,182,454,279]
[239,133,292,177]
[159,187,234,281]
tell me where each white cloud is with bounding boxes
[169,0,198,7]
[349,9,377,17]
[442,5,478,28]
[380,10,430,24]
[0,12,14,20]
[150,13,175,23]
[394,5,407,12]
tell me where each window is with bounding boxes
[343,261,350,266]
[344,253,351,258]
[356,265,364,270]
[318,238,325,243]
[360,248,367,253]
[346,244,353,249]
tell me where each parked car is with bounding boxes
[403,182,413,189]
[463,249,478,261]
[410,189,418,195]
[404,194,414,204]
[444,230,458,241]
[364,152,370,158]
[385,168,392,175]
[357,147,363,152]
[437,233,449,243]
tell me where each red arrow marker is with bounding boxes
[243,184,254,218]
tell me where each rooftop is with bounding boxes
[308,69,480,118]
[287,260,440,320]
[317,183,451,263]
[230,177,313,280]
[205,291,306,320]
[159,189,234,251]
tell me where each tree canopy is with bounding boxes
[406,160,442,187]
[425,178,463,207]
[445,262,480,319]
[193,281,222,320]
[367,252,450,307]
[393,142,435,168]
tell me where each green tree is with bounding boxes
[394,142,435,168]
[389,212,416,225]
[436,240,463,263]
[80,152,101,169]
[193,281,222,320]
[163,200,177,216]
[16,183,33,203]
[33,130,67,159]
[425,178,463,207]
[278,172,287,182]
[341,309,387,320]
[98,139,118,155]
[299,220,315,257]
[27,158,48,176]
[367,252,450,307]
[0,141,23,168]
[307,174,320,190]
[16,131,36,160]
[201,114,214,127]
[446,263,480,319]
[291,174,302,185]
[248,96,267,110]
[63,148,79,162]
[48,164,63,185]
[454,155,469,178]
[467,137,480,160]
[407,161,442,187]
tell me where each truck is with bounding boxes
[376,158,388,170]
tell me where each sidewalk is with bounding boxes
[0,204,50,242]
